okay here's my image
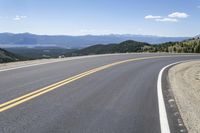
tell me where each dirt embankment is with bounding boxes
[169,61,200,132]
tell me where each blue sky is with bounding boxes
[0,0,199,37]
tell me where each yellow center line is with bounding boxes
[0,55,174,112]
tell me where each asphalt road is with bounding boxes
[0,53,199,133]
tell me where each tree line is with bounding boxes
[143,38,200,53]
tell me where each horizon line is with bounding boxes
[0,32,194,38]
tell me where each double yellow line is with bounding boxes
[0,56,168,113]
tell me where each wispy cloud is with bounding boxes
[144,15,162,19]
[156,18,178,22]
[13,15,27,21]
[198,5,200,8]
[168,12,189,18]
[145,12,188,23]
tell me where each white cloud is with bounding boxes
[144,15,162,19]
[145,12,189,23]
[13,15,27,21]
[156,18,178,22]
[168,12,189,18]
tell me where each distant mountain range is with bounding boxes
[0,33,190,48]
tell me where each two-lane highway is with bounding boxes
[0,53,199,133]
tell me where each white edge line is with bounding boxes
[157,60,191,133]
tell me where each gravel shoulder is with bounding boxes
[169,61,200,132]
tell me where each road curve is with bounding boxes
[0,53,199,133]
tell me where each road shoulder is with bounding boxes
[168,61,200,132]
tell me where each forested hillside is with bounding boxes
[6,47,75,59]
[65,40,150,56]
[151,37,200,53]
[0,48,23,63]
[66,38,200,56]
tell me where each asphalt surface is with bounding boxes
[0,53,199,133]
